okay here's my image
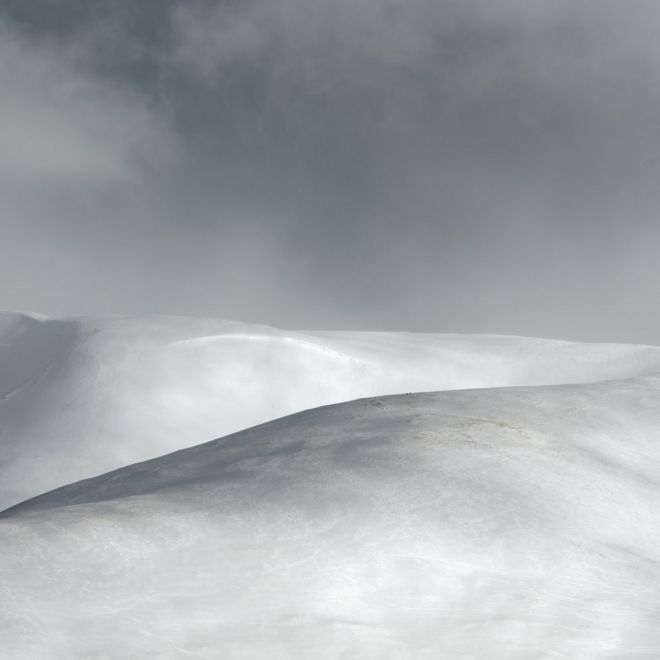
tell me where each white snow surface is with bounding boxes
[2,376,660,658]
[1,310,660,509]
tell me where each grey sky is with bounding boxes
[1,0,659,342]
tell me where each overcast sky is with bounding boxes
[1,0,659,342]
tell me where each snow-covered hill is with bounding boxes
[2,376,660,658]
[2,311,660,509]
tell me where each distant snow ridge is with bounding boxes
[2,377,660,658]
[1,311,660,508]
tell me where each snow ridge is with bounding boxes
[2,312,660,658]
[1,311,659,509]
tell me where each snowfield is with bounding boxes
[1,311,660,658]
[2,311,660,509]
[2,377,660,658]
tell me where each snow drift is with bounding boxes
[2,311,660,508]
[2,376,660,658]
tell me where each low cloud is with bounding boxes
[0,18,175,189]
[1,1,659,342]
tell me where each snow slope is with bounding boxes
[2,376,660,658]
[2,311,660,509]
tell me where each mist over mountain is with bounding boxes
[2,2,660,657]
[5,310,659,509]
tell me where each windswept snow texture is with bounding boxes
[2,311,660,508]
[2,377,660,658]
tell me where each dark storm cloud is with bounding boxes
[1,1,659,342]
